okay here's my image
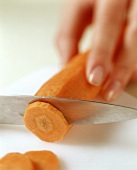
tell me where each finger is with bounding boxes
[56,0,93,65]
[86,0,128,86]
[131,64,137,82]
[102,0,137,101]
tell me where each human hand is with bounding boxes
[56,0,137,101]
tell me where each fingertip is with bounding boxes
[88,65,105,86]
[86,52,110,87]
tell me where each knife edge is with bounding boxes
[0,94,137,125]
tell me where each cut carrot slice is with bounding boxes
[25,102,71,142]
[25,150,59,170]
[0,153,34,170]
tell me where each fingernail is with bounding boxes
[88,66,104,86]
[104,81,122,101]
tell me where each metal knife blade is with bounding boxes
[0,93,137,125]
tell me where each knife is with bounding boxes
[0,92,137,125]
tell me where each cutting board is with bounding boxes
[0,66,137,170]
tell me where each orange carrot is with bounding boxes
[25,150,59,170]
[0,150,59,170]
[24,51,101,142]
[0,153,33,170]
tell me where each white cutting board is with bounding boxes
[0,66,137,170]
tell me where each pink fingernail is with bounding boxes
[88,66,104,86]
[104,81,122,101]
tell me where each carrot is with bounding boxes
[0,153,33,170]
[25,150,59,170]
[24,51,101,142]
[0,150,59,170]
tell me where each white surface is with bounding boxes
[1,66,137,170]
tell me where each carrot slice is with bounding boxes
[0,153,34,170]
[24,51,101,142]
[25,150,59,170]
[25,102,71,142]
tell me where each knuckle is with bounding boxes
[102,0,126,27]
[93,46,111,59]
[114,65,132,84]
[117,64,132,76]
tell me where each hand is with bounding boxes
[56,0,137,101]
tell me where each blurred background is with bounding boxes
[0,0,92,90]
[0,0,63,89]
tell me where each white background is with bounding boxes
[0,0,92,89]
[0,0,62,88]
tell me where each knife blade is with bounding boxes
[0,92,137,125]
